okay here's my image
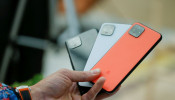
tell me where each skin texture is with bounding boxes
[30,68,119,100]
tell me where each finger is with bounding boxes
[59,68,101,82]
[96,86,121,100]
[82,77,106,100]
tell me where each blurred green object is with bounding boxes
[11,74,43,87]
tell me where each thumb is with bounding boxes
[59,68,101,82]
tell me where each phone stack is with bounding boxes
[65,23,162,94]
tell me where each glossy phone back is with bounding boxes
[65,29,98,71]
[91,23,162,93]
[79,23,131,87]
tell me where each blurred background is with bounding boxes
[0,0,175,100]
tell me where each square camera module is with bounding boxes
[129,24,145,37]
[67,36,82,49]
[101,24,115,36]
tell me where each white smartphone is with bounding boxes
[79,23,131,87]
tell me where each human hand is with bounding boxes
[30,68,119,100]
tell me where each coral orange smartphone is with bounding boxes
[91,23,162,93]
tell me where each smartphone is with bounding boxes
[79,23,132,87]
[91,23,162,93]
[65,29,98,71]
[65,29,98,94]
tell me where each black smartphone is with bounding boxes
[65,29,98,71]
[65,29,98,95]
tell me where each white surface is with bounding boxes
[42,47,72,77]
[79,23,131,87]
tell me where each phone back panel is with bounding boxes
[91,23,162,92]
[65,29,98,71]
[79,23,131,87]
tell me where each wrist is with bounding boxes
[30,85,44,100]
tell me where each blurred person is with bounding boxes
[0,68,119,100]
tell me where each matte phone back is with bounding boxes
[79,23,131,87]
[65,29,98,71]
[91,23,162,93]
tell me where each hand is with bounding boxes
[30,68,119,100]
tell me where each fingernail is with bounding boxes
[99,77,106,81]
[91,69,100,74]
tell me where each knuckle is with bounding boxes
[58,68,72,84]
[59,69,70,76]
[83,94,91,100]
[59,68,68,73]
[90,89,96,96]
[81,72,89,81]
[85,89,96,99]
